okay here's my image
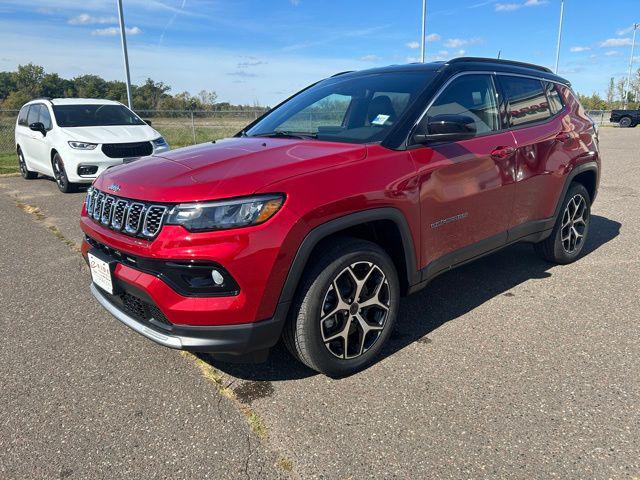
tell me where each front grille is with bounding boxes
[101,141,153,159]
[86,188,168,239]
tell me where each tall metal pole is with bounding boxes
[117,0,133,109]
[554,0,565,74]
[420,0,427,63]
[624,23,639,109]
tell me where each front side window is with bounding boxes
[501,76,551,127]
[26,104,41,126]
[425,74,500,135]
[246,71,436,144]
[52,104,145,127]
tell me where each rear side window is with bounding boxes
[17,106,29,126]
[426,74,500,135]
[26,105,41,126]
[39,106,53,130]
[501,76,551,127]
[543,81,564,114]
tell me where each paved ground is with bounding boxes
[0,128,638,479]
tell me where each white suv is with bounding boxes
[15,98,170,192]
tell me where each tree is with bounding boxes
[0,71,16,100]
[197,90,217,108]
[134,78,171,110]
[73,74,108,98]
[14,63,45,97]
[616,78,627,104]
[606,77,615,108]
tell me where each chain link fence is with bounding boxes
[0,109,265,156]
[585,110,613,126]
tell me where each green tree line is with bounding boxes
[576,70,640,111]
[0,63,264,111]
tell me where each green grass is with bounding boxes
[0,152,18,174]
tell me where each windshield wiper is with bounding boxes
[253,130,318,140]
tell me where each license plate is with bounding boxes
[88,252,114,294]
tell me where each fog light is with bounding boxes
[78,165,98,176]
[211,269,224,285]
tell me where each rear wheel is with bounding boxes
[534,182,591,264]
[18,148,37,179]
[52,152,77,193]
[619,116,633,128]
[283,238,400,377]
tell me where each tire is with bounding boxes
[52,152,77,193]
[283,237,400,377]
[17,148,37,180]
[619,116,633,128]
[534,182,591,264]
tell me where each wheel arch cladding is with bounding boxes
[277,208,420,308]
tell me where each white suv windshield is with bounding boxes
[52,104,145,127]
[245,71,435,144]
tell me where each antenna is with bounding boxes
[497,50,501,59]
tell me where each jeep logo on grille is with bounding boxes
[107,183,121,192]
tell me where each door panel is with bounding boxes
[410,73,517,270]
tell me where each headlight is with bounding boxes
[68,141,98,150]
[166,194,284,232]
[152,137,168,147]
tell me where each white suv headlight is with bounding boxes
[152,137,168,148]
[166,194,284,232]
[68,141,98,150]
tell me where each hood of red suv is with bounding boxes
[93,137,367,203]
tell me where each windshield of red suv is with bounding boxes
[245,71,435,144]
[52,104,146,127]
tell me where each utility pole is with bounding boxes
[624,23,639,109]
[420,0,427,63]
[117,0,133,109]
[554,0,565,74]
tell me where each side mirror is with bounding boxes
[143,119,152,126]
[412,114,477,144]
[29,122,46,136]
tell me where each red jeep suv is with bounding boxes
[81,58,600,376]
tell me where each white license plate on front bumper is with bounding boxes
[88,252,113,294]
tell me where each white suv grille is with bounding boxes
[85,188,168,239]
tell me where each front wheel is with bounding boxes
[52,152,77,193]
[534,182,591,264]
[283,238,400,377]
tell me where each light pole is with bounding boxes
[117,0,133,109]
[624,23,639,108]
[420,0,427,63]
[554,0,565,74]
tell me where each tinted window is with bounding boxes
[52,104,145,127]
[246,71,436,144]
[543,81,564,115]
[17,106,29,126]
[426,74,500,134]
[39,105,53,130]
[27,105,41,126]
[501,76,551,127]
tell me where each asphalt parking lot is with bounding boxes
[1,128,638,479]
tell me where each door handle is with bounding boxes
[555,132,571,143]
[490,146,515,160]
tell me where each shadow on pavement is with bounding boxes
[205,215,621,381]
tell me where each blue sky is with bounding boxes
[0,0,638,105]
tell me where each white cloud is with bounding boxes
[456,49,466,56]
[406,56,420,63]
[359,54,380,62]
[600,38,632,47]
[605,50,621,57]
[495,3,520,11]
[406,41,420,49]
[426,33,441,42]
[495,0,547,11]
[68,13,117,25]
[617,26,634,36]
[92,26,142,36]
[290,0,300,5]
[570,46,591,53]
[444,37,482,48]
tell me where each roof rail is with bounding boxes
[447,57,553,74]
[31,97,53,102]
[331,71,354,77]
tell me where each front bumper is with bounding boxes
[91,283,286,354]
